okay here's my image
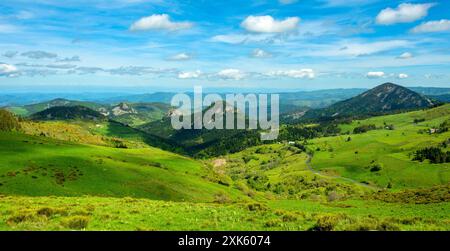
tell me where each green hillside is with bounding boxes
[0,104,449,231]
[308,104,450,189]
[0,131,242,202]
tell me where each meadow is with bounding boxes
[0,104,449,230]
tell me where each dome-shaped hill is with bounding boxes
[30,105,107,121]
[303,83,435,119]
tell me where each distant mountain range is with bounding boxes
[7,98,171,127]
[1,86,449,107]
[302,83,436,120]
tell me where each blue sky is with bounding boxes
[0,0,449,92]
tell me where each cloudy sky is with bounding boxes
[0,0,449,92]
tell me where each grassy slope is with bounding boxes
[0,196,448,230]
[0,132,242,202]
[309,104,450,189]
[0,106,449,230]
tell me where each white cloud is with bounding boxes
[178,70,201,79]
[130,14,193,31]
[398,73,408,79]
[0,63,18,77]
[311,40,412,57]
[267,69,315,79]
[217,69,246,80]
[21,51,58,59]
[376,3,435,25]
[0,24,20,33]
[57,56,81,62]
[169,53,191,61]
[2,51,18,58]
[279,0,297,4]
[397,52,413,59]
[251,49,272,58]
[16,11,34,20]
[411,19,450,33]
[366,71,385,78]
[241,15,300,33]
[321,0,379,7]
[211,33,275,44]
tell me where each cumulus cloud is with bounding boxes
[251,48,272,58]
[21,50,58,59]
[57,56,81,62]
[130,14,193,31]
[0,63,18,77]
[217,69,246,80]
[411,19,450,33]
[398,73,408,79]
[267,69,315,79]
[178,70,201,79]
[2,51,18,58]
[376,3,435,25]
[397,52,413,59]
[169,53,191,61]
[366,71,385,78]
[241,15,300,33]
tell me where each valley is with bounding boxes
[0,83,449,231]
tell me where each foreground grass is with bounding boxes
[0,132,242,202]
[0,195,448,231]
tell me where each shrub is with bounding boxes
[309,214,346,231]
[36,207,68,217]
[213,192,232,204]
[7,210,36,224]
[353,124,376,134]
[369,164,382,172]
[62,216,90,229]
[0,109,21,132]
[327,191,341,202]
[264,219,282,228]
[246,203,268,212]
[281,212,298,222]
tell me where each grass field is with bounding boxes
[309,104,450,189]
[0,105,449,230]
[0,195,448,231]
[0,132,242,202]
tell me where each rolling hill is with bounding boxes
[6,98,171,126]
[0,104,449,230]
[139,102,263,157]
[309,103,450,189]
[302,83,435,120]
[30,106,107,121]
[0,129,242,202]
